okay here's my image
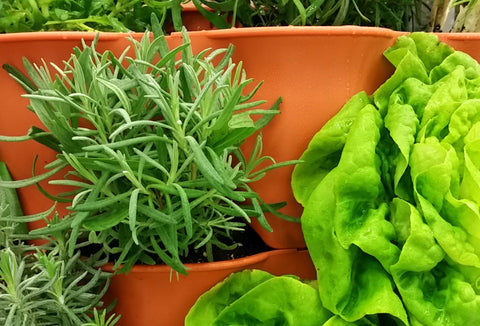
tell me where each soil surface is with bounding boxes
[182,225,273,264]
[81,224,273,266]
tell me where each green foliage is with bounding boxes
[0,162,116,326]
[189,31,480,326]
[82,308,121,326]
[0,0,435,33]
[1,29,294,274]
[193,0,425,31]
[185,269,333,326]
[0,162,27,251]
[292,32,480,325]
[0,247,115,326]
[0,0,182,33]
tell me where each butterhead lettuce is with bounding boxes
[293,32,480,325]
[185,269,332,326]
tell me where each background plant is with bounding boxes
[0,162,117,326]
[0,0,185,33]
[0,0,466,33]
[193,0,429,31]
[429,0,480,32]
[1,25,295,275]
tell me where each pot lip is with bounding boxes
[2,27,480,43]
[0,26,397,42]
[176,25,404,39]
[102,248,306,274]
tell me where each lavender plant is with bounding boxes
[0,162,117,326]
[1,26,296,274]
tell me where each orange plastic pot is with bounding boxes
[4,28,480,248]
[166,26,401,248]
[169,28,480,249]
[436,32,480,61]
[102,248,315,326]
[3,26,480,326]
[0,32,142,230]
[180,2,216,31]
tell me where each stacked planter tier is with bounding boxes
[2,27,480,325]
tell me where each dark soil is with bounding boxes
[80,225,273,266]
[182,225,273,264]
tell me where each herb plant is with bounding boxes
[0,162,116,326]
[1,27,294,275]
[0,246,116,326]
[0,162,27,251]
[192,0,427,31]
[0,0,437,33]
[0,0,184,33]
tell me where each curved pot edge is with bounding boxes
[102,248,305,274]
[169,25,406,39]
[0,26,404,43]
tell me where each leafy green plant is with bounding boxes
[0,0,185,33]
[185,269,332,326]
[1,26,295,275]
[0,246,114,326]
[82,308,121,326]
[0,0,441,33]
[187,30,480,326]
[192,0,427,31]
[0,161,116,326]
[0,162,27,251]
[292,32,480,325]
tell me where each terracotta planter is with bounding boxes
[164,2,216,33]
[0,32,141,231]
[170,28,480,249]
[103,248,315,326]
[3,28,480,325]
[166,26,400,249]
[4,28,480,248]
[0,30,319,326]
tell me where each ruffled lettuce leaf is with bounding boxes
[292,91,371,206]
[185,269,332,326]
[301,105,408,324]
[292,32,480,326]
[185,269,275,324]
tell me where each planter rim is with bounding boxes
[102,248,303,273]
[434,32,480,40]
[0,26,399,42]
[172,25,405,39]
[3,27,480,43]
[181,1,211,11]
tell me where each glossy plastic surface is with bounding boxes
[2,26,480,326]
[103,248,315,326]
[2,27,480,248]
[0,32,141,231]
[169,26,399,248]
